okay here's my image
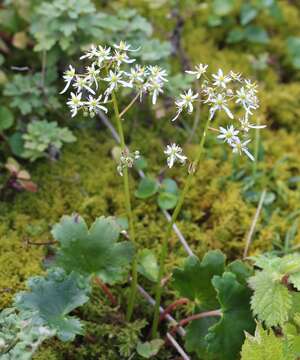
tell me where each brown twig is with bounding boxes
[25,239,58,247]
[159,298,189,323]
[94,276,118,306]
[208,126,219,133]
[119,91,141,119]
[170,309,221,336]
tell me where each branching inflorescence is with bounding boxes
[61,41,168,321]
[168,65,266,167]
[61,41,266,338]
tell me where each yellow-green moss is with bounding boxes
[1,1,300,358]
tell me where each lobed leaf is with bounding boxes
[173,251,226,309]
[206,272,255,359]
[15,269,90,341]
[52,214,135,284]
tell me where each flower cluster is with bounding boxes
[117,149,140,176]
[170,64,265,162]
[61,41,168,175]
[61,41,168,118]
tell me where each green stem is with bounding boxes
[252,117,260,176]
[111,92,137,321]
[151,116,211,338]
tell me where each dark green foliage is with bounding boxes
[52,214,135,284]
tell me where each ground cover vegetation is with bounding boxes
[0,0,300,359]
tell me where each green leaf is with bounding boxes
[248,270,292,327]
[134,156,148,171]
[157,192,178,210]
[212,0,234,16]
[207,14,223,27]
[136,339,164,358]
[283,323,300,358]
[15,268,90,341]
[287,37,300,70]
[22,120,76,162]
[8,132,25,157]
[0,106,14,130]
[173,251,226,309]
[185,306,219,359]
[289,273,300,291]
[226,28,245,44]
[241,323,292,360]
[206,272,255,359]
[135,177,159,199]
[115,216,128,231]
[52,214,134,284]
[160,178,179,195]
[138,249,159,282]
[226,260,253,286]
[278,253,300,274]
[240,4,258,26]
[244,26,269,44]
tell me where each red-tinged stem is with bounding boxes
[170,309,221,336]
[94,276,118,307]
[159,298,189,323]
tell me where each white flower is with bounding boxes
[177,89,199,113]
[236,87,259,115]
[60,65,76,94]
[67,92,82,117]
[171,104,183,122]
[209,93,234,120]
[186,64,208,79]
[86,63,100,88]
[147,79,164,105]
[103,70,132,97]
[217,125,239,145]
[86,95,108,114]
[212,69,231,88]
[113,50,135,67]
[231,138,255,161]
[239,115,266,133]
[164,143,187,168]
[73,76,95,95]
[236,87,250,108]
[147,65,168,83]
[230,71,242,82]
[126,65,146,85]
[80,45,99,60]
[245,79,258,93]
[114,41,139,52]
[96,45,112,66]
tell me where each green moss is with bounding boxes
[1,1,300,358]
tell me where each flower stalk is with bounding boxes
[151,116,211,338]
[111,91,138,321]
